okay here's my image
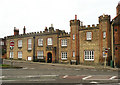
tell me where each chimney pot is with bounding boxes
[88,25,90,27]
[14,27,19,35]
[23,26,26,34]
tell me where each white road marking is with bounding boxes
[82,76,92,80]
[90,81,98,84]
[23,67,28,69]
[109,76,117,79]
[0,76,5,78]
[63,75,68,79]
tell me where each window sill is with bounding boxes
[61,59,67,60]
[37,56,44,59]
[47,45,53,46]
[28,49,32,51]
[38,46,43,47]
[84,59,94,61]
[18,47,22,49]
[85,40,92,41]
[18,58,22,60]
[61,46,67,48]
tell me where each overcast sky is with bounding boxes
[0,0,119,38]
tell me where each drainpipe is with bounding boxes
[33,36,35,62]
[111,21,115,68]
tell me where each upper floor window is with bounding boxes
[18,51,22,59]
[61,52,67,60]
[47,38,52,45]
[86,32,92,40]
[10,51,14,58]
[0,41,4,46]
[18,40,22,47]
[103,32,106,39]
[73,51,75,57]
[84,50,94,61]
[38,38,43,46]
[73,34,75,40]
[61,39,67,46]
[37,51,44,59]
[28,39,32,50]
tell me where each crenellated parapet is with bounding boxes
[6,25,69,39]
[70,20,80,26]
[59,32,70,38]
[99,14,111,23]
[80,24,99,30]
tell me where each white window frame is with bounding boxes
[10,52,14,58]
[37,51,44,59]
[28,56,32,61]
[0,41,4,45]
[73,34,75,40]
[73,51,75,57]
[18,40,22,47]
[18,51,22,59]
[86,32,92,40]
[61,52,67,60]
[38,38,43,46]
[47,38,52,45]
[103,31,106,39]
[28,39,32,50]
[84,50,94,61]
[61,39,67,46]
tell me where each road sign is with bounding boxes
[103,52,107,58]
[10,41,14,47]
[10,41,14,49]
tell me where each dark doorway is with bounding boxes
[47,52,52,63]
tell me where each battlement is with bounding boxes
[7,26,68,39]
[70,20,80,26]
[59,32,70,38]
[99,14,111,22]
[80,24,99,29]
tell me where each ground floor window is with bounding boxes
[10,52,14,58]
[27,56,32,61]
[61,52,67,60]
[84,50,94,61]
[18,51,22,59]
[73,51,75,57]
[37,51,44,59]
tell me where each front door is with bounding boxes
[47,52,52,63]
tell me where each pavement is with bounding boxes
[3,59,118,71]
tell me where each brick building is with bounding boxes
[6,3,119,66]
[111,2,120,67]
[0,37,7,59]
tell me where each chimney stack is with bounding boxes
[51,24,53,27]
[14,27,19,35]
[45,27,48,32]
[75,15,77,20]
[23,26,26,34]
[116,1,120,15]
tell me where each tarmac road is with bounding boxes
[1,59,120,85]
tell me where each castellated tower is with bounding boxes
[70,15,80,65]
[99,14,111,64]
